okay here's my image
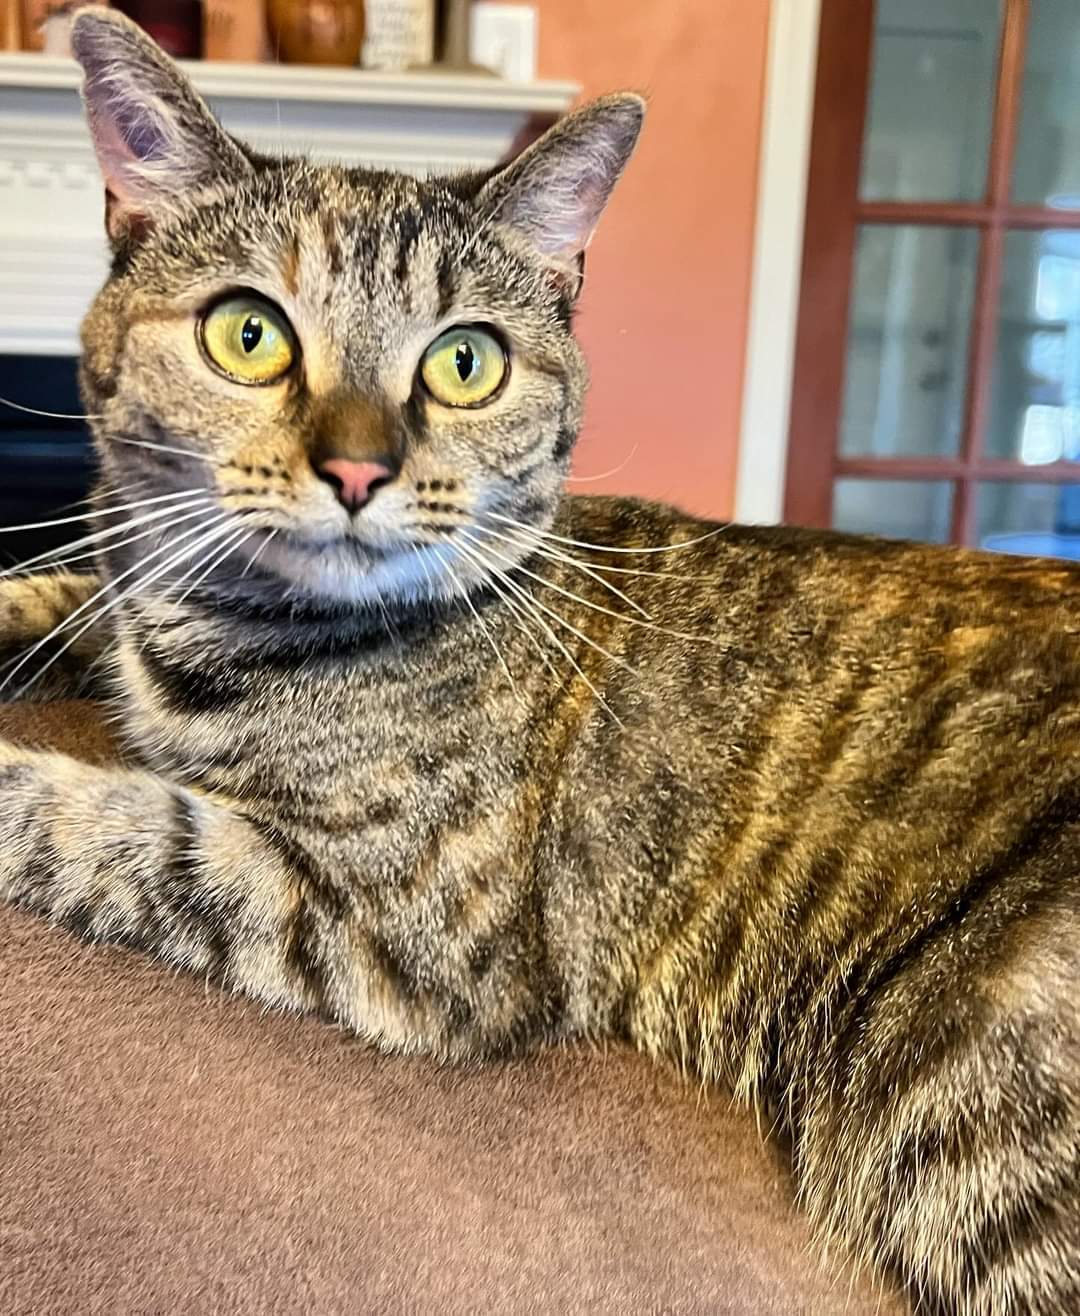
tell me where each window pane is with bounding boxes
[985,230,1080,462]
[840,226,979,459]
[859,0,1001,202]
[1012,0,1080,207]
[833,479,954,542]
[976,482,1080,558]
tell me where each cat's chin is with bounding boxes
[254,531,465,608]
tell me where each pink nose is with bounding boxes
[316,458,395,511]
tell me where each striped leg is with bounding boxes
[797,899,1080,1314]
[0,741,317,1016]
[0,573,109,700]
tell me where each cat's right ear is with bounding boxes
[71,6,249,245]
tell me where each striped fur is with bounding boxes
[1,10,1078,1312]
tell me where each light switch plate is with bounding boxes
[469,3,538,83]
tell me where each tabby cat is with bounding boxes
[2,9,1078,1313]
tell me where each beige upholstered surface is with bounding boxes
[0,701,904,1314]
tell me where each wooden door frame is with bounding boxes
[770,0,1080,541]
[781,0,874,528]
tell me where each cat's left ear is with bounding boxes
[475,93,645,297]
[71,6,250,245]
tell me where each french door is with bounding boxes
[786,0,1080,557]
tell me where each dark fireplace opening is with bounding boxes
[0,356,94,569]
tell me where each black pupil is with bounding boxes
[241,316,263,353]
[455,342,476,382]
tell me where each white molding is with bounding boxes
[0,54,579,357]
[0,52,577,114]
[735,0,822,525]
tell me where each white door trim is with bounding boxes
[734,0,823,525]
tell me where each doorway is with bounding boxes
[786,0,1080,558]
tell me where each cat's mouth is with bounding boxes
[283,532,398,564]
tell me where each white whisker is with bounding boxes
[0,512,230,695]
[472,523,652,620]
[0,487,202,536]
[24,520,239,697]
[434,545,519,702]
[565,442,640,484]
[3,503,214,585]
[85,479,145,504]
[410,541,449,607]
[0,496,211,580]
[240,528,278,579]
[486,510,729,556]
[148,522,257,642]
[458,535,634,675]
[453,536,625,727]
[75,636,121,697]
[0,393,103,422]
[463,529,713,647]
[108,434,219,467]
[10,517,237,699]
[458,548,563,686]
[489,520,701,581]
[372,588,402,646]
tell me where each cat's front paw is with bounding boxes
[0,575,107,701]
[0,578,66,648]
[0,742,45,902]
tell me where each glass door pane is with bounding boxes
[1012,0,1080,207]
[840,226,980,458]
[859,0,1002,202]
[976,482,1080,558]
[985,229,1080,462]
[834,479,954,542]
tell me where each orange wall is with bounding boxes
[527,0,770,519]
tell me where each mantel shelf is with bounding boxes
[0,51,578,115]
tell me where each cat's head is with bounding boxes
[71,6,642,608]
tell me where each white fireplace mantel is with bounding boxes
[0,53,578,357]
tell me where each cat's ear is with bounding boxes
[70,6,250,244]
[476,93,645,293]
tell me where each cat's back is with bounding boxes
[569,502,1080,1204]
[559,494,1080,699]
[547,495,1080,950]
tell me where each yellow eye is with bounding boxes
[420,326,507,407]
[200,296,296,384]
